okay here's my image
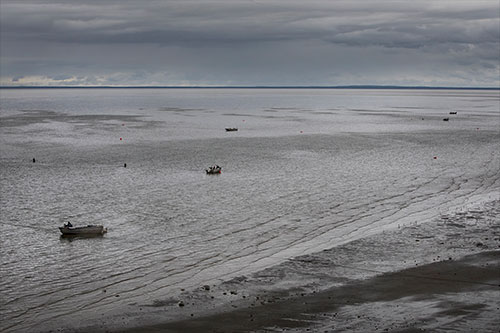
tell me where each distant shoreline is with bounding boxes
[1,85,499,90]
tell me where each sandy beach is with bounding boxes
[127,251,499,333]
[102,199,500,333]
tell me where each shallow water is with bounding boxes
[0,88,499,332]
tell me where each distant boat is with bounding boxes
[443,118,449,121]
[59,223,107,235]
[225,128,238,132]
[449,111,457,115]
[206,165,222,174]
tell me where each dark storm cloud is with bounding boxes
[2,1,498,46]
[1,0,498,86]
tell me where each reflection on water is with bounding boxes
[0,88,499,332]
[59,234,107,241]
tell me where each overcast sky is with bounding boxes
[1,0,499,87]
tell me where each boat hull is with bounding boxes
[59,225,107,235]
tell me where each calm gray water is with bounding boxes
[1,88,499,332]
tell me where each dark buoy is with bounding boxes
[124,163,127,168]
[32,158,36,163]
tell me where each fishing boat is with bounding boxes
[225,128,238,132]
[205,165,222,174]
[59,223,107,235]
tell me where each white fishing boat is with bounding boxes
[59,223,107,235]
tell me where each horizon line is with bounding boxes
[0,85,499,90]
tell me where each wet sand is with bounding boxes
[112,199,500,333]
[130,251,499,332]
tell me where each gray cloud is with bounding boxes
[1,0,498,86]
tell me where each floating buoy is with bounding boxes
[32,158,36,163]
[300,130,303,133]
[122,123,125,126]
[120,137,122,141]
[433,156,437,159]
[124,163,127,168]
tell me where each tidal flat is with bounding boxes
[0,88,499,332]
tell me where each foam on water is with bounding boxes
[0,88,499,332]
